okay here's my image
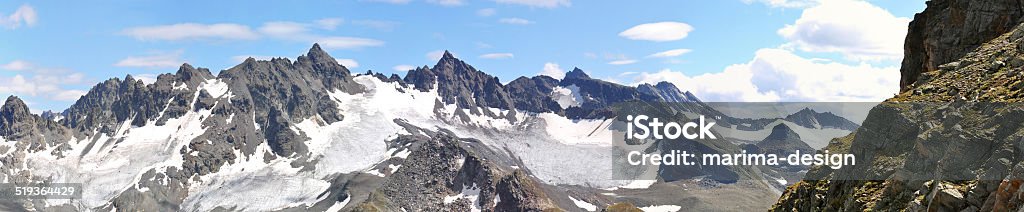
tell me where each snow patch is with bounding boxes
[639,205,682,212]
[443,184,482,212]
[325,193,351,212]
[568,195,597,211]
[550,85,583,109]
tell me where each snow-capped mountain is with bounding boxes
[0,44,861,211]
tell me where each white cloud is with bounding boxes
[539,62,565,79]
[2,60,31,70]
[393,65,416,72]
[493,0,571,8]
[257,22,384,49]
[608,59,637,65]
[479,53,514,59]
[499,18,533,25]
[477,8,497,17]
[0,4,37,29]
[123,20,385,50]
[336,58,360,68]
[427,0,466,6]
[114,50,185,68]
[122,23,260,41]
[619,22,693,42]
[634,48,898,102]
[362,0,412,4]
[742,0,819,8]
[777,0,910,61]
[0,64,89,102]
[648,49,692,58]
[259,21,309,38]
[315,18,344,30]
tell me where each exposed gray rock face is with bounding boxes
[214,44,362,157]
[637,81,701,103]
[357,128,559,211]
[505,75,563,113]
[0,96,72,154]
[754,124,814,157]
[404,51,515,114]
[783,107,861,131]
[560,68,661,118]
[900,0,1024,91]
[62,64,214,137]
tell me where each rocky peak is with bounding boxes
[899,0,1024,91]
[404,50,515,111]
[0,96,33,124]
[564,67,590,80]
[765,123,800,141]
[175,63,213,83]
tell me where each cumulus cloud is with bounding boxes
[2,60,31,70]
[619,22,693,42]
[114,50,185,68]
[477,8,497,17]
[427,0,466,6]
[634,48,898,102]
[479,53,514,59]
[498,18,533,25]
[777,0,910,61]
[648,49,692,58]
[122,23,260,41]
[608,59,637,65]
[336,58,360,68]
[0,4,37,29]
[393,65,416,72]
[0,61,89,102]
[538,62,565,79]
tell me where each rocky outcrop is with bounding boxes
[0,96,72,154]
[900,0,1024,91]
[505,75,563,113]
[774,2,1024,210]
[753,123,814,157]
[357,131,560,211]
[404,51,515,113]
[62,64,214,137]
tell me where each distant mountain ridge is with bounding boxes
[0,43,862,211]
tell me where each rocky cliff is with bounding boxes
[774,0,1024,211]
[900,0,1024,91]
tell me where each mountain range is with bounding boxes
[0,43,859,211]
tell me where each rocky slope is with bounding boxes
[773,1,1024,211]
[899,0,1024,91]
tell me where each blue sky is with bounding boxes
[0,0,926,112]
